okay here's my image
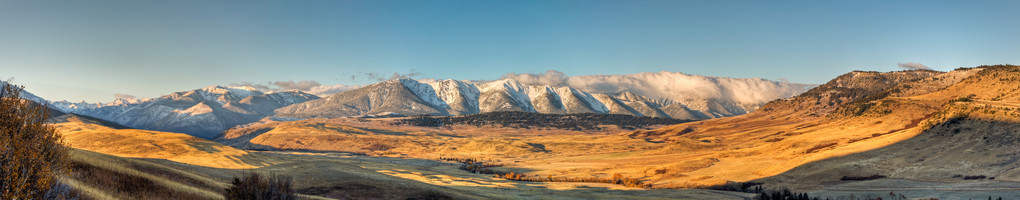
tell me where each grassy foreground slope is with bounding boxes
[212,65,1020,196]
[215,68,978,188]
[55,113,748,199]
[49,114,267,169]
[624,65,1020,188]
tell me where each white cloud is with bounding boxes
[306,84,362,96]
[499,70,812,105]
[500,70,568,86]
[113,93,136,99]
[230,81,363,97]
[897,62,931,70]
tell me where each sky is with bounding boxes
[1,0,1019,102]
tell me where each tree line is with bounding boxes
[440,156,648,188]
[395,111,691,130]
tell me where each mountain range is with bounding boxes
[51,86,318,138]
[30,71,808,138]
[276,71,811,120]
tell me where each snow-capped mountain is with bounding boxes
[477,79,536,113]
[427,79,481,115]
[274,79,448,119]
[0,80,48,104]
[276,74,810,120]
[54,86,318,138]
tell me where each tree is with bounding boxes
[0,82,70,199]
[225,172,295,200]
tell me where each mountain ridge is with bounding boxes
[276,72,810,120]
[53,86,319,138]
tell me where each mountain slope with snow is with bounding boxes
[275,72,810,120]
[274,79,449,118]
[54,86,318,138]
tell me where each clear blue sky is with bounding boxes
[2,0,1018,102]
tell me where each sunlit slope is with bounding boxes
[756,65,1020,187]
[64,149,228,200]
[49,114,266,169]
[602,67,1001,187]
[209,66,1020,189]
[217,118,656,159]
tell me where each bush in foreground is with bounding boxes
[0,82,70,199]
[225,172,295,200]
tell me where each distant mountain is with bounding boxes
[0,80,48,104]
[0,80,65,116]
[276,72,811,120]
[274,79,448,118]
[53,86,318,138]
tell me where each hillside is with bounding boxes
[607,65,1020,189]
[48,113,267,169]
[212,66,1020,197]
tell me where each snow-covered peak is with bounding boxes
[429,79,480,102]
[558,87,609,113]
[200,85,263,98]
[174,102,213,116]
[481,79,529,94]
[479,79,534,112]
[528,85,560,100]
[398,79,450,109]
[427,79,481,114]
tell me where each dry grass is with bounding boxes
[209,66,1020,190]
[64,149,225,200]
[51,114,265,169]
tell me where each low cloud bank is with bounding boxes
[501,70,813,105]
[232,81,361,96]
[898,62,931,70]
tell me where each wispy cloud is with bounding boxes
[500,70,569,86]
[361,70,424,81]
[113,93,136,99]
[497,70,811,105]
[272,81,321,91]
[897,62,931,70]
[230,81,362,97]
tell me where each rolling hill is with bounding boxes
[610,65,1020,190]
[48,113,267,169]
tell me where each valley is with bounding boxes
[10,65,1020,199]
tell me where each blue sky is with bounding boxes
[1,0,1019,102]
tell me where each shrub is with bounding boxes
[0,82,70,199]
[224,172,295,200]
[840,174,886,181]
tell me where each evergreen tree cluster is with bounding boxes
[395,111,691,130]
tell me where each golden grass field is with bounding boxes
[52,114,753,199]
[53,65,1020,199]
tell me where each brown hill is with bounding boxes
[616,65,1020,188]
[49,114,266,169]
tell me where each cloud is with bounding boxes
[388,71,423,80]
[230,81,362,97]
[897,62,931,70]
[231,82,273,91]
[307,84,362,96]
[497,70,812,105]
[272,81,320,91]
[500,70,569,86]
[360,70,424,81]
[113,93,136,99]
